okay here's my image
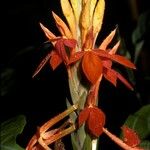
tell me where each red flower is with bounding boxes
[70,49,135,89]
[78,106,105,138]
[69,28,136,89]
[121,126,141,148]
[32,23,77,78]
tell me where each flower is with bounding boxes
[32,23,77,78]
[121,126,141,148]
[69,28,136,90]
[78,105,105,138]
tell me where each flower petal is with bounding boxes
[99,28,116,50]
[83,27,94,49]
[94,50,136,69]
[55,40,69,64]
[40,23,56,41]
[70,0,81,24]
[121,126,140,147]
[87,107,105,137]
[69,51,84,64]
[32,53,51,78]
[109,40,120,55]
[82,52,103,84]
[92,0,105,39]
[103,63,133,90]
[80,0,91,44]
[50,51,63,70]
[63,39,77,48]
[78,107,90,127]
[103,67,117,87]
[52,11,72,38]
[116,71,134,90]
[60,0,77,38]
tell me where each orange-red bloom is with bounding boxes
[32,37,76,78]
[78,106,105,138]
[70,48,136,89]
[121,126,141,148]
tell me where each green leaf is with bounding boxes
[82,133,92,150]
[123,104,150,139]
[140,140,150,150]
[0,115,26,150]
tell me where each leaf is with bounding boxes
[82,134,92,150]
[66,98,77,122]
[0,115,26,150]
[123,104,150,140]
[82,51,103,84]
[140,140,150,150]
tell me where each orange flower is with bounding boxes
[70,47,135,89]
[69,28,136,90]
[78,106,105,138]
[121,126,141,148]
[32,23,77,78]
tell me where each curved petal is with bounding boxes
[50,51,63,70]
[82,52,103,84]
[102,64,133,90]
[63,39,77,48]
[52,11,73,38]
[94,50,136,69]
[92,0,105,39]
[122,126,140,147]
[116,71,133,90]
[61,0,77,38]
[55,40,69,64]
[103,67,117,87]
[87,107,105,137]
[40,23,56,40]
[99,28,116,50]
[109,40,120,55]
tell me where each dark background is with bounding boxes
[1,0,150,149]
